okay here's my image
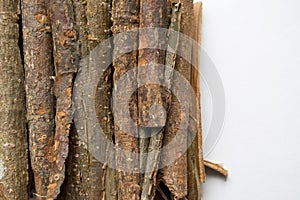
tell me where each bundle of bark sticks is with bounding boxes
[0,0,227,199]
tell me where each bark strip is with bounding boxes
[140,2,180,199]
[64,1,90,199]
[86,0,113,198]
[191,1,206,183]
[111,0,140,199]
[21,0,55,198]
[161,0,194,199]
[137,0,168,177]
[0,0,29,199]
[204,160,228,177]
[46,0,78,198]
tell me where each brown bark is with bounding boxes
[111,0,140,199]
[0,0,29,199]
[185,2,203,199]
[46,0,78,198]
[21,0,55,198]
[138,0,169,199]
[160,0,194,199]
[204,160,228,177]
[64,1,90,199]
[86,0,114,198]
[191,1,206,183]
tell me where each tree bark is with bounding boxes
[0,0,29,199]
[21,0,55,198]
[87,0,113,198]
[46,0,78,198]
[63,1,90,199]
[111,0,140,199]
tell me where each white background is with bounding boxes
[195,0,300,199]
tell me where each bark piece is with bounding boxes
[185,2,203,199]
[64,1,90,199]
[140,2,179,199]
[204,160,228,177]
[161,0,194,199]
[21,0,55,198]
[111,0,141,199]
[46,0,78,198]
[191,1,206,183]
[86,0,114,198]
[0,1,29,199]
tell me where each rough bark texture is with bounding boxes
[87,0,113,198]
[112,0,140,199]
[63,1,90,199]
[21,0,55,198]
[46,0,78,198]
[0,0,29,199]
[138,0,169,199]
[160,0,195,199]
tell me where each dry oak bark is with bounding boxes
[46,0,78,198]
[0,0,29,199]
[21,0,55,198]
[111,0,141,199]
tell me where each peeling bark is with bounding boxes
[0,0,29,199]
[21,0,55,198]
[46,0,78,198]
[111,0,140,199]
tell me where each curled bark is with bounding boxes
[0,0,29,199]
[21,0,55,198]
[204,160,228,177]
[111,0,140,199]
[46,0,78,198]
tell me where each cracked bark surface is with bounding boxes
[112,0,141,199]
[22,0,55,198]
[160,0,195,199]
[0,0,28,199]
[46,0,78,198]
[138,0,169,199]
